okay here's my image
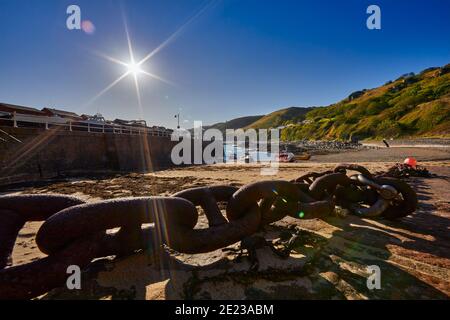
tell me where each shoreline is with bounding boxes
[361,138,450,148]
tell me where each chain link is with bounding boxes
[0,163,418,299]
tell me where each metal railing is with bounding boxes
[0,112,172,138]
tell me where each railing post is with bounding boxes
[102,125,105,133]
[69,121,72,132]
[88,123,90,133]
[45,122,49,130]
[13,112,18,128]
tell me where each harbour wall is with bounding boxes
[0,126,187,186]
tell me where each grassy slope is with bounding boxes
[203,63,449,140]
[204,107,311,132]
[244,107,313,129]
[280,64,450,141]
[209,115,264,131]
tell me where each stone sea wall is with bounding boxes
[0,126,182,186]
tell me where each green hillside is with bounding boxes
[209,115,263,132]
[203,63,450,140]
[281,63,450,141]
[244,107,313,129]
[204,107,311,132]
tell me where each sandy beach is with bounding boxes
[3,146,450,299]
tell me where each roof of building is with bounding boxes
[42,108,81,118]
[0,102,45,114]
[114,118,147,126]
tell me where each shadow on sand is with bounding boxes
[41,177,449,300]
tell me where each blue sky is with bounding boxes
[0,0,449,128]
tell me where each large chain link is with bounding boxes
[0,163,418,299]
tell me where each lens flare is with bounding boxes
[81,20,96,35]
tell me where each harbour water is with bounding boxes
[223,144,277,163]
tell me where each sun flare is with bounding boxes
[127,62,142,76]
[85,0,214,109]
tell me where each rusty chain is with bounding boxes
[0,163,418,299]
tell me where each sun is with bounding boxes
[84,1,217,110]
[127,62,142,76]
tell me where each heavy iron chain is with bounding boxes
[0,163,418,299]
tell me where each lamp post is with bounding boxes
[174,113,180,129]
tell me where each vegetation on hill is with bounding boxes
[205,63,450,140]
[204,107,311,132]
[281,63,450,140]
[244,107,313,129]
[208,115,263,132]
